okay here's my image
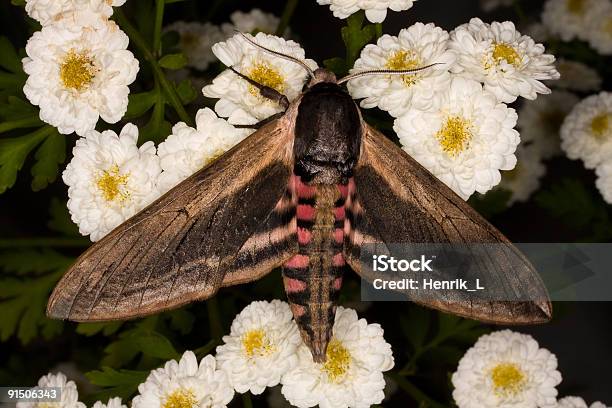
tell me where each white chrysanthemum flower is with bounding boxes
[480,0,513,12]
[553,59,602,92]
[92,397,127,408]
[157,108,250,193]
[17,372,85,408]
[22,21,139,136]
[25,0,126,26]
[394,77,520,200]
[221,9,285,36]
[555,396,611,408]
[62,123,161,242]
[449,18,560,103]
[132,351,234,408]
[203,32,317,124]
[596,159,612,203]
[165,22,225,71]
[216,300,301,395]
[452,330,561,408]
[499,144,546,205]
[542,0,609,41]
[518,91,580,159]
[585,2,612,55]
[347,23,456,117]
[316,0,418,23]
[561,92,612,169]
[280,306,394,408]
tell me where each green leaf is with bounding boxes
[166,309,195,335]
[134,332,180,360]
[401,306,430,351]
[323,57,348,76]
[31,130,65,191]
[468,188,512,219]
[341,11,376,69]
[0,37,23,74]
[47,198,80,236]
[125,91,158,119]
[0,126,52,194]
[175,79,197,105]
[76,321,124,337]
[86,367,148,401]
[0,96,38,121]
[0,248,73,275]
[158,53,188,70]
[10,0,26,6]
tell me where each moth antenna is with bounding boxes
[337,63,444,85]
[235,30,315,79]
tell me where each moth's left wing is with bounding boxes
[47,118,297,321]
[344,124,552,324]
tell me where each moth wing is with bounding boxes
[48,119,297,321]
[344,124,551,324]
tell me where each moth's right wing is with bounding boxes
[344,125,551,324]
[47,118,298,322]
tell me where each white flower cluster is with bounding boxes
[62,108,248,241]
[165,9,288,72]
[542,0,612,55]
[452,330,609,408]
[349,19,559,200]
[22,0,138,136]
[560,92,612,203]
[316,0,418,23]
[23,301,393,408]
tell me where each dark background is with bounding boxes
[1,0,611,405]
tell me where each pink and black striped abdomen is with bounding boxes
[282,174,348,362]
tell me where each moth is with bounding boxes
[48,34,551,363]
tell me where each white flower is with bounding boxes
[449,18,560,103]
[518,91,580,159]
[92,397,127,408]
[222,9,285,36]
[347,23,456,117]
[561,92,612,169]
[17,372,85,408]
[452,330,562,408]
[596,159,612,203]
[157,108,249,193]
[316,0,418,23]
[542,0,609,41]
[555,396,611,408]
[216,300,301,395]
[23,21,139,136]
[394,77,520,200]
[585,2,612,55]
[499,144,546,205]
[132,351,234,408]
[62,123,161,242]
[25,0,126,26]
[552,59,602,92]
[165,22,225,71]
[203,32,317,125]
[280,306,394,408]
[524,22,551,43]
[480,0,513,12]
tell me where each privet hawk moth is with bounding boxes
[48,34,551,363]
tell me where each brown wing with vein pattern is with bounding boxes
[47,119,297,322]
[344,124,552,324]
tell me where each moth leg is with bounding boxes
[230,67,290,110]
[235,112,284,129]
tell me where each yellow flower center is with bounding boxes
[567,0,586,15]
[96,165,130,203]
[386,50,422,86]
[436,116,473,157]
[591,113,610,139]
[490,362,526,397]
[322,339,351,383]
[163,388,198,408]
[492,43,521,67]
[60,49,97,91]
[242,329,274,358]
[247,62,285,96]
